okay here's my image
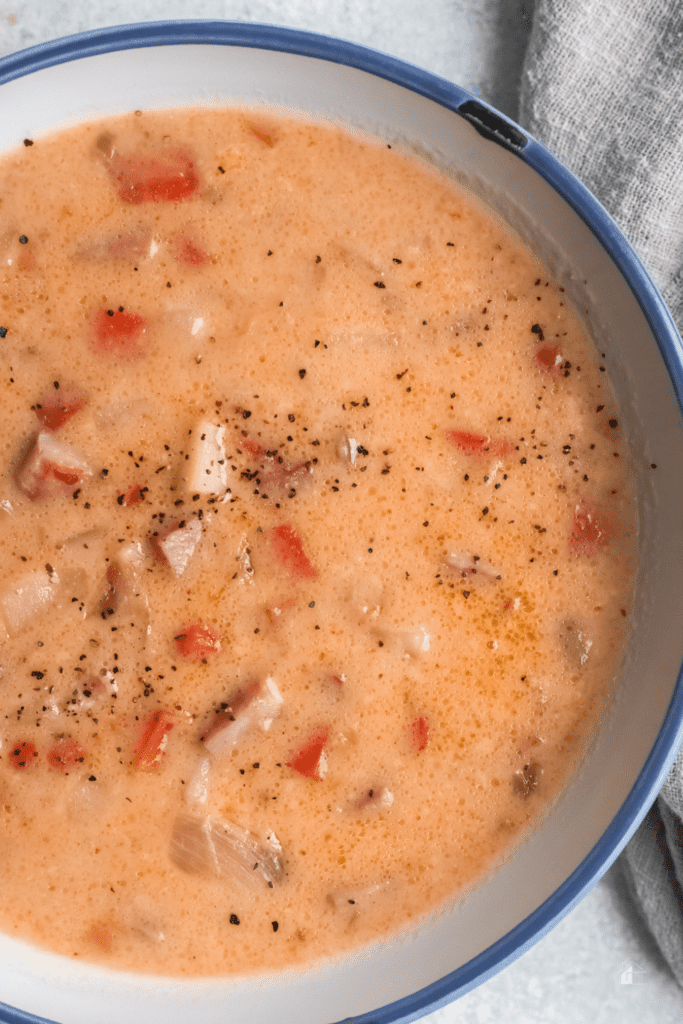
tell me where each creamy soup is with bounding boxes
[0,107,634,976]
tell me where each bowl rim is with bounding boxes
[1,19,683,1024]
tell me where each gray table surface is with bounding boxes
[0,2,681,1022]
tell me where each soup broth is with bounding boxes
[0,107,634,975]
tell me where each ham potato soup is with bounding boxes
[0,108,634,975]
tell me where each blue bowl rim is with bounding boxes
[0,18,682,1024]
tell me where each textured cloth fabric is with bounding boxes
[519,0,683,987]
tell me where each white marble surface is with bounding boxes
[0,1,681,1022]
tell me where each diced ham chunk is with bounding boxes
[120,483,145,507]
[170,814,284,888]
[174,622,222,661]
[287,727,330,780]
[445,429,515,459]
[102,141,200,205]
[47,737,87,772]
[238,431,313,498]
[261,459,312,498]
[15,432,95,502]
[131,710,175,771]
[172,234,210,267]
[409,715,430,753]
[149,517,202,577]
[8,740,38,770]
[535,343,564,376]
[34,383,88,431]
[268,525,318,580]
[570,499,609,556]
[199,677,283,756]
[249,124,277,147]
[90,308,148,360]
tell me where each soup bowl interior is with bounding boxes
[0,23,683,1024]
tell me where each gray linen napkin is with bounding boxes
[518,0,683,986]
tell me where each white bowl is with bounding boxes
[1,20,682,1024]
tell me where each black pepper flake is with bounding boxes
[230,914,240,925]
[88,775,97,781]
[106,309,114,317]
[423,520,429,527]
[609,418,618,428]
[19,235,28,245]
[393,258,402,264]
[309,601,315,608]
[0,327,6,339]
[272,921,279,932]
[218,165,225,173]
[315,255,321,263]
[531,323,544,341]
[463,590,470,599]
[373,281,386,289]
[596,404,605,412]
[298,369,307,379]
[482,507,489,516]
[23,138,34,147]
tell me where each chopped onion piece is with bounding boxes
[185,755,211,806]
[337,435,359,465]
[327,879,391,920]
[149,517,202,577]
[201,677,283,757]
[400,625,431,657]
[351,784,394,811]
[96,399,146,431]
[15,431,95,502]
[374,623,430,658]
[347,575,383,619]
[118,540,146,571]
[443,548,501,583]
[170,814,284,888]
[183,421,228,495]
[0,566,60,635]
[559,619,593,669]
[68,777,108,818]
[75,226,155,263]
